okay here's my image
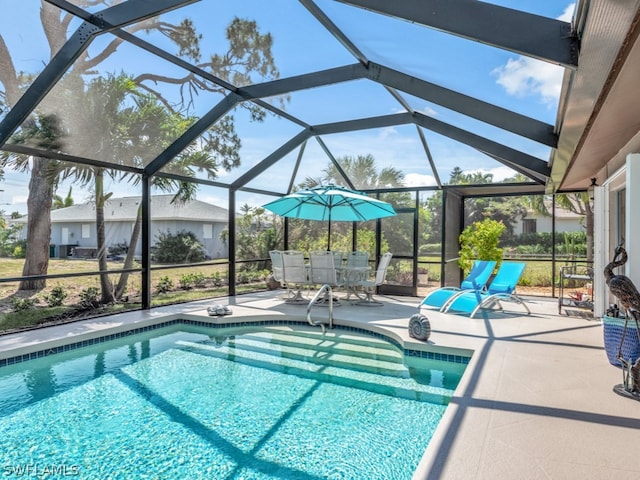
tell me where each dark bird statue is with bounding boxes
[604,244,640,317]
[604,243,640,393]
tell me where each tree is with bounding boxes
[2,114,64,289]
[505,172,593,261]
[0,209,22,257]
[555,193,594,261]
[447,168,528,237]
[53,187,74,210]
[0,2,282,291]
[55,74,242,303]
[222,204,282,270]
[294,154,407,251]
[313,154,405,190]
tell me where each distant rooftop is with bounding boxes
[17,195,228,223]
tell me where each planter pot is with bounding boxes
[417,273,429,286]
[603,315,640,367]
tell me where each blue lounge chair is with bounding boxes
[419,260,496,311]
[443,262,530,318]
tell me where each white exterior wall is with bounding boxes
[47,220,228,259]
[151,220,228,259]
[512,214,583,234]
[626,154,640,283]
[594,153,640,317]
[593,185,607,317]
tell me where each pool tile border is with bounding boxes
[0,318,470,368]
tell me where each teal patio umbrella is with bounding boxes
[262,184,397,250]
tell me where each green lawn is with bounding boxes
[0,258,232,299]
[0,258,240,332]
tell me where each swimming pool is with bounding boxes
[0,323,467,479]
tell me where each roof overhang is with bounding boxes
[550,0,640,191]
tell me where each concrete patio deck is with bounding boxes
[0,291,638,479]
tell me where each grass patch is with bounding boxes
[0,306,71,331]
[0,302,139,333]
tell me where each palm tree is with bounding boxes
[315,154,405,190]
[292,154,405,252]
[1,7,281,291]
[53,187,74,210]
[56,75,224,303]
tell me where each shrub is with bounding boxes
[45,285,67,307]
[458,218,505,274]
[79,287,100,308]
[211,271,224,286]
[192,272,207,288]
[12,241,26,258]
[503,232,553,251]
[151,230,206,264]
[109,241,129,256]
[10,296,38,312]
[513,244,548,256]
[155,276,174,294]
[179,273,195,290]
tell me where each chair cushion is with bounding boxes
[489,283,512,294]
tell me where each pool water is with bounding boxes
[0,325,466,479]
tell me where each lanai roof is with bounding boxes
[0,1,638,197]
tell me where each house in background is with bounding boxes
[513,204,584,235]
[17,195,228,259]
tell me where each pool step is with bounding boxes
[225,336,410,379]
[239,330,403,361]
[176,338,454,404]
[260,326,400,352]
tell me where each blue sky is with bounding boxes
[0,0,575,212]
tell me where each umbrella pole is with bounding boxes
[327,210,332,251]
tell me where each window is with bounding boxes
[81,224,90,238]
[203,224,213,239]
[523,219,536,234]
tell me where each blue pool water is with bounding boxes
[0,324,466,479]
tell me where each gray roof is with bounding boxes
[18,195,228,223]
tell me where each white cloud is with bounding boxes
[405,173,438,187]
[492,57,563,106]
[491,3,575,106]
[198,193,229,209]
[390,104,437,117]
[379,126,399,140]
[419,106,438,117]
[11,195,28,205]
[464,166,518,182]
[558,3,576,22]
